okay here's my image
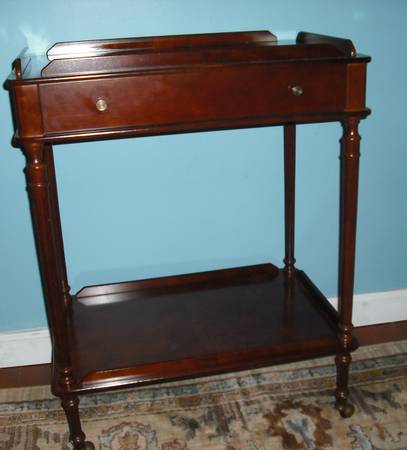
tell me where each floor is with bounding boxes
[0,320,406,389]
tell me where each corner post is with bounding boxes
[335,117,361,417]
[22,142,74,390]
[284,124,296,273]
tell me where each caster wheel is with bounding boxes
[336,401,355,418]
[84,442,95,450]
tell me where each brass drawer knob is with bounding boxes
[95,98,108,111]
[290,85,303,96]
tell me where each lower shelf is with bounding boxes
[57,264,352,394]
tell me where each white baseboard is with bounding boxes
[0,327,51,368]
[328,289,407,328]
[1,289,406,368]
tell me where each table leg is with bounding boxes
[44,144,71,310]
[335,117,361,417]
[284,124,296,273]
[22,142,73,389]
[62,395,94,450]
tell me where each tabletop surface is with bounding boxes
[7,31,370,83]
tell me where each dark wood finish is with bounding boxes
[337,118,361,351]
[3,321,406,390]
[11,46,29,79]
[39,63,348,135]
[0,364,51,388]
[284,124,296,272]
[11,84,43,137]
[5,31,370,449]
[77,263,278,298]
[13,110,369,147]
[22,143,74,390]
[61,395,86,449]
[346,63,368,111]
[46,31,277,60]
[297,31,356,57]
[43,144,71,313]
[7,31,370,146]
[335,117,362,412]
[42,45,346,78]
[355,320,407,346]
[62,266,345,393]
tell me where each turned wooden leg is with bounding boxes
[61,395,94,450]
[23,142,74,389]
[335,117,361,418]
[335,353,355,417]
[283,123,296,273]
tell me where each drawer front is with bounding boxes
[40,63,347,134]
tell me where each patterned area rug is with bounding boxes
[1,340,407,450]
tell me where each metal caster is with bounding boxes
[336,401,355,418]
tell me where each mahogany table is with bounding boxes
[6,30,370,449]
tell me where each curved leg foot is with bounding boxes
[61,395,90,450]
[336,400,355,418]
[335,352,354,418]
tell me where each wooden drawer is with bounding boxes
[40,62,347,134]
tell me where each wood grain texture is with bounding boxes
[60,267,344,393]
[39,63,347,135]
[6,31,370,144]
[5,30,371,445]
[46,30,277,60]
[284,124,296,272]
[297,31,357,57]
[2,321,405,389]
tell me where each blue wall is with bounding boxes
[1,0,406,332]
